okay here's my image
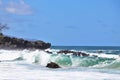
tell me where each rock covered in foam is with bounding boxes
[58,50,89,57]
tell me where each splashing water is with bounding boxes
[0,48,120,80]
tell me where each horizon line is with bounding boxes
[51,45,120,47]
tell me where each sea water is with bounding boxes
[0,46,120,80]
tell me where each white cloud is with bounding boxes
[0,0,33,15]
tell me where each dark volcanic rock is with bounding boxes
[0,33,51,49]
[46,62,60,68]
[58,50,75,54]
[58,50,89,57]
[46,51,52,54]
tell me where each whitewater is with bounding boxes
[0,47,120,80]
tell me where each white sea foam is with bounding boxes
[0,49,120,67]
[0,61,120,80]
[89,52,119,59]
[0,49,120,80]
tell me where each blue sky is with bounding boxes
[0,0,120,46]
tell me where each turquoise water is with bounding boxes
[50,46,120,69]
[0,46,120,80]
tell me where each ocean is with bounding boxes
[0,46,120,80]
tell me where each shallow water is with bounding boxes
[0,61,120,80]
[0,48,120,80]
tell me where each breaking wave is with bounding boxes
[0,49,120,69]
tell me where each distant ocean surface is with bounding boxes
[52,46,120,50]
[0,46,120,80]
[52,46,120,54]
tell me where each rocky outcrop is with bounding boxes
[46,62,60,68]
[0,33,51,49]
[57,50,89,57]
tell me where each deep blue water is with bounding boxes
[51,46,120,55]
[51,46,120,50]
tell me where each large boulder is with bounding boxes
[46,62,60,68]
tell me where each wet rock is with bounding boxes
[58,50,75,54]
[58,50,89,57]
[92,55,98,57]
[46,51,52,54]
[97,50,103,53]
[46,62,60,68]
[80,52,89,57]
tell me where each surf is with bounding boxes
[0,49,120,70]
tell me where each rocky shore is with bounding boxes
[46,50,90,57]
[0,33,51,49]
[57,50,89,56]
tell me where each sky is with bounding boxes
[0,0,120,46]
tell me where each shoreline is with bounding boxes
[0,33,51,50]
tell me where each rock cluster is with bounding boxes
[0,33,51,49]
[57,50,89,57]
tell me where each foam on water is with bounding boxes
[0,49,120,69]
[0,49,120,80]
[0,61,120,80]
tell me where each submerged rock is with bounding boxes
[46,62,60,68]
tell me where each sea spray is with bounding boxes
[50,54,72,66]
[0,49,120,69]
[22,50,51,66]
[100,59,120,69]
[1,46,120,80]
